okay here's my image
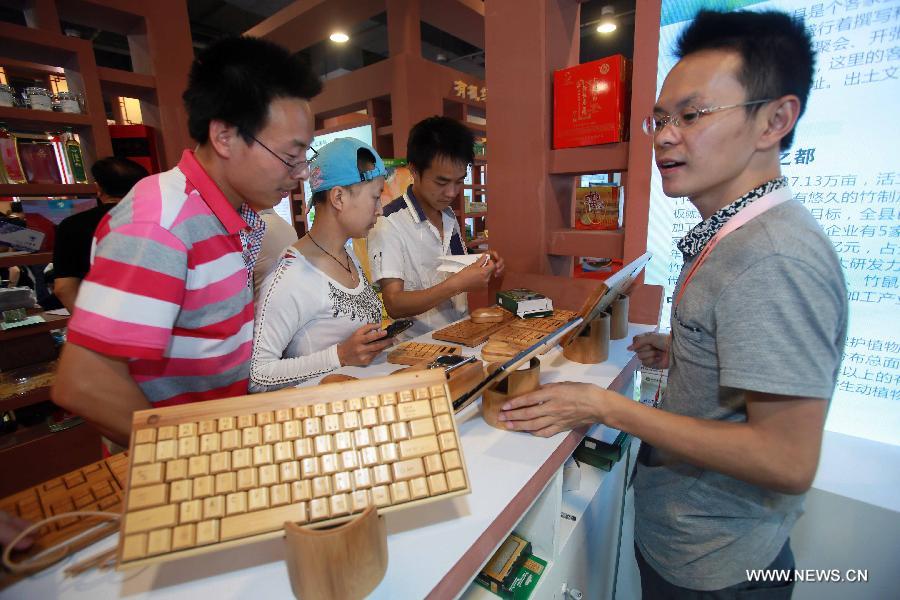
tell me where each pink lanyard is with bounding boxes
[673,187,792,311]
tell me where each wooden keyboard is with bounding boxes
[386,342,462,366]
[117,370,470,568]
[432,308,516,346]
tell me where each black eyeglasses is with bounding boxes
[248,134,318,174]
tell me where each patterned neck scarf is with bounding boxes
[238,204,267,289]
[677,177,788,258]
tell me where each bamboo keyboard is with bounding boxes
[117,371,470,568]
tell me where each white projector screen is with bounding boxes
[646,0,900,447]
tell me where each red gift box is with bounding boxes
[553,55,631,149]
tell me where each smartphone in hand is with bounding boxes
[383,319,414,338]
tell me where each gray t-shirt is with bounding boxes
[634,197,847,590]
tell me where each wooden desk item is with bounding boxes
[470,307,506,324]
[0,452,129,585]
[562,313,610,365]
[386,342,461,366]
[284,505,387,600]
[610,294,629,340]
[481,358,541,429]
[432,308,515,346]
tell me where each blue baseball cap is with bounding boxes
[308,138,387,194]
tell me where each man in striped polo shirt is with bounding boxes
[53,37,322,446]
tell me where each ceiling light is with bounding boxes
[597,6,617,34]
[329,32,349,43]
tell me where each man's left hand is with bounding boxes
[498,382,605,437]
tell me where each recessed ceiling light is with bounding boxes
[330,32,349,43]
[597,6,617,34]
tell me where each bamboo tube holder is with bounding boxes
[610,294,629,340]
[562,312,610,364]
[283,506,388,600]
[481,357,541,429]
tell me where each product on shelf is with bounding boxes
[0,84,15,107]
[53,91,81,114]
[61,128,88,183]
[574,185,620,230]
[553,54,631,149]
[0,360,57,399]
[21,86,53,111]
[17,134,64,185]
[0,123,26,184]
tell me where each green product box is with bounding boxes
[496,288,553,318]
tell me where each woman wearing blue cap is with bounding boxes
[250,138,392,392]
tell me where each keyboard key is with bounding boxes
[134,429,156,444]
[122,533,148,561]
[132,444,155,465]
[283,420,302,440]
[215,472,236,495]
[438,432,458,452]
[221,429,241,451]
[333,472,352,494]
[410,477,429,500]
[379,443,399,463]
[352,468,372,489]
[237,468,257,491]
[210,451,231,474]
[198,420,217,435]
[157,426,177,440]
[347,397,363,411]
[428,473,448,495]
[309,498,329,522]
[293,405,310,420]
[147,528,172,556]
[237,414,255,428]
[218,417,236,431]
[124,504,178,534]
[409,417,436,438]
[360,447,379,467]
[415,387,430,400]
[165,459,188,482]
[424,454,443,475]
[320,454,339,475]
[178,423,197,438]
[330,494,350,517]
[434,414,454,433]
[169,479,191,502]
[313,435,333,455]
[301,457,319,478]
[390,422,410,441]
[222,502,309,542]
[372,425,390,445]
[253,444,274,466]
[329,400,345,414]
[379,405,397,425]
[442,450,462,471]
[312,476,331,498]
[275,409,292,423]
[258,465,278,487]
[280,461,300,482]
[390,481,411,503]
[291,480,311,502]
[313,403,328,417]
[262,423,282,444]
[303,417,321,437]
[351,490,371,512]
[156,440,177,462]
[430,385,446,398]
[399,435,439,459]
[196,520,220,546]
[131,463,164,487]
[188,455,210,477]
[322,414,340,433]
[397,400,432,421]
[180,499,202,523]
[232,448,252,469]
[353,428,372,448]
[178,436,199,458]
[271,483,290,506]
[339,450,358,470]
[256,411,274,426]
[372,464,392,486]
[371,485,391,507]
[364,395,380,409]
[248,487,269,511]
[193,475,214,499]
[341,411,360,430]
[242,427,261,447]
[200,433,220,454]
[392,458,425,481]
[127,483,168,510]
[226,492,247,515]
[274,441,293,463]
[294,438,313,459]
[361,408,378,427]
[398,390,414,402]
[447,469,466,490]
[380,392,397,405]
[334,431,353,452]
[203,495,225,519]
[172,523,196,550]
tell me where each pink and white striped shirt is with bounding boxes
[67,150,264,406]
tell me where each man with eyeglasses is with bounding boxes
[496,10,847,598]
[53,36,322,446]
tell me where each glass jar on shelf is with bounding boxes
[53,91,81,114]
[0,84,16,108]
[22,87,53,111]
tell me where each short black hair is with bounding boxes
[406,116,474,174]
[183,36,322,144]
[91,157,149,197]
[311,148,378,205]
[676,10,814,150]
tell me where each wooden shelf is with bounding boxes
[0,385,52,413]
[465,122,486,135]
[375,124,393,137]
[0,313,69,342]
[0,106,92,130]
[0,252,53,268]
[549,143,629,175]
[97,67,156,98]
[0,183,96,196]
[547,228,625,259]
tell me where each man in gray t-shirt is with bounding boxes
[496,10,847,598]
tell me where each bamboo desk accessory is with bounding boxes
[562,312,610,365]
[481,358,541,429]
[431,308,516,346]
